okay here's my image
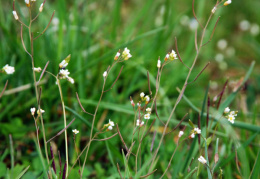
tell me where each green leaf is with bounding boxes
[188,119,195,129]
[203,137,212,147]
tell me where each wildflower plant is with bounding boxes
[3,0,258,178]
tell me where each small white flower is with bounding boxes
[146,108,151,113]
[39,3,44,12]
[228,114,235,124]
[140,92,145,98]
[59,69,70,78]
[2,64,15,74]
[190,133,195,138]
[108,119,115,130]
[122,47,132,60]
[230,111,237,116]
[130,100,135,106]
[144,113,150,120]
[25,0,29,5]
[67,76,74,84]
[157,59,161,68]
[224,0,232,6]
[59,60,68,69]
[12,11,18,20]
[194,127,201,134]
[165,54,169,61]
[211,6,217,14]
[136,119,144,127]
[72,129,79,134]
[169,50,178,61]
[30,107,36,115]
[114,52,120,60]
[224,107,230,114]
[178,131,184,138]
[198,156,207,164]
[145,95,150,102]
[37,109,45,115]
[137,102,141,108]
[33,67,42,73]
[103,71,107,78]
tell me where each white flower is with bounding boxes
[230,111,237,116]
[224,0,232,6]
[122,47,132,60]
[30,107,36,115]
[190,133,195,138]
[137,102,141,108]
[103,71,107,78]
[3,64,15,74]
[140,92,145,98]
[72,129,79,134]
[178,131,184,138]
[198,156,207,164]
[228,114,235,124]
[67,76,74,84]
[114,52,120,60]
[108,119,115,130]
[146,108,151,113]
[224,107,230,114]
[130,100,135,106]
[33,67,42,72]
[37,109,45,115]
[165,54,169,61]
[59,60,68,69]
[31,0,36,1]
[25,0,29,5]
[157,60,161,68]
[145,95,150,102]
[59,69,70,78]
[211,6,217,14]
[144,113,150,120]
[12,11,18,20]
[136,119,144,127]
[194,127,201,134]
[39,3,44,12]
[169,50,178,61]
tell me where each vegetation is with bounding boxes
[0,0,259,178]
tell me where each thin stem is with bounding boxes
[56,78,69,177]
[148,12,214,173]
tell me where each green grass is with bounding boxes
[0,0,260,178]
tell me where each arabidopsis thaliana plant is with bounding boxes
[144,113,150,120]
[122,48,132,60]
[224,107,230,114]
[33,67,42,72]
[39,3,44,12]
[103,71,107,78]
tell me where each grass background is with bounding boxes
[0,0,260,178]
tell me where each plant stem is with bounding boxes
[57,78,69,177]
[148,13,214,173]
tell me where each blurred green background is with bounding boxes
[0,0,260,178]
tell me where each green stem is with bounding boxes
[57,78,69,177]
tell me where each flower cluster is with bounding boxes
[224,107,238,124]
[121,48,132,60]
[190,127,201,138]
[164,50,178,61]
[58,55,74,84]
[140,92,150,104]
[103,119,115,130]
[1,64,15,74]
[136,119,144,127]
[30,107,45,118]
